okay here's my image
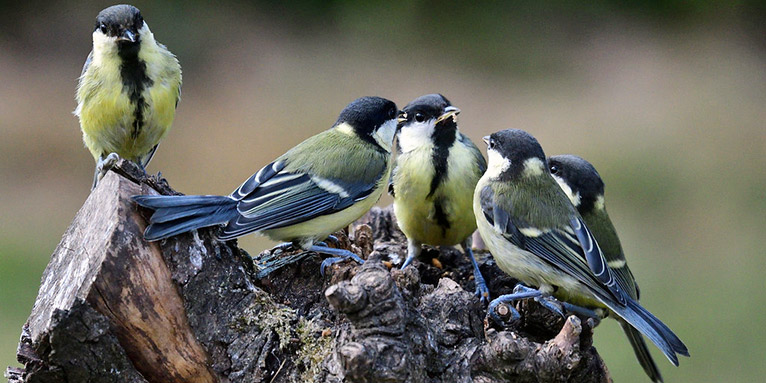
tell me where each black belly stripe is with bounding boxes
[433,198,451,235]
[428,118,458,198]
[119,44,153,140]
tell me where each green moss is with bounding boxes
[231,291,296,350]
[295,317,333,382]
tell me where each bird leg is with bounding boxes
[92,152,121,189]
[309,245,365,276]
[400,239,422,269]
[461,237,490,304]
[488,284,602,327]
[487,288,542,326]
[312,234,343,248]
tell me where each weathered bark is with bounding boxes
[7,160,611,383]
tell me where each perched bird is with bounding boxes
[134,97,401,272]
[473,129,688,380]
[390,94,489,301]
[548,154,661,381]
[548,155,676,382]
[75,4,182,188]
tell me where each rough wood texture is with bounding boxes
[7,160,611,383]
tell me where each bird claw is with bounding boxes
[320,257,344,276]
[98,152,121,171]
[535,296,566,317]
[474,275,490,304]
[324,235,340,245]
[310,245,364,276]
[92,153,122,189]
[510,284,600,319]
[510,284,565,317]
[488,297,521,327]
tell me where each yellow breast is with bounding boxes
[76,39,180,163]
[393,144,478,246]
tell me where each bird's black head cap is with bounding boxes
[401,93,451,124]
[399,93,459,147]
[486,129,548,178]
[548,154,605,211]
[95,5,144,50]
[336,96,398,137]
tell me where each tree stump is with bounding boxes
[6,160,611,383]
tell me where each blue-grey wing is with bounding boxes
[568,217,625,304]
[221,168,378,240]
[523,222,626,306]
[387,166,396,197]
[80,51,93,78]
[459,133,487,175]
[231,160,287,198]
[478,185,626,306]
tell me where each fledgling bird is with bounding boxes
[133,97,401,272]
[75,4,182,188]
[390,94,489,301]
[473,129,688,380]
[548,154,662,382]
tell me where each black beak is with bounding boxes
[118,29,137,43]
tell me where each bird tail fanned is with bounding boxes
[620,320,664,383]
[132,195,237,241]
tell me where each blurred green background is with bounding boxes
[1,1,764,381]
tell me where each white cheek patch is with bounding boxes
[138,22,156,46]
[397,120,435,153]
[91,31,118,64]
[485,149,511,179]
[552,174,581,207]
[139,22,151,35]
[374,119,397,152]
[522,157,545,177]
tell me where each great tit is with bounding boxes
[134,96,401,272]
[390,94,489,301]
[75,4,182,188]
[549,154,662,382]
[473,129,688,377]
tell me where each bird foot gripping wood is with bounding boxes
[8,169,611,383]
[323,258,611,382]
[320,206,612,383]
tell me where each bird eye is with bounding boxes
[388,108,396,119]
[488,138,496,149]
[550,164,559,174]
[415,113,425,123]
[99,24,107,34]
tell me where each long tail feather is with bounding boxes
[132,195,237,241]
[621,320,664,382]
[606,297,688,366]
